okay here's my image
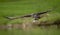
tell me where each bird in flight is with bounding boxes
[4,8,54,20]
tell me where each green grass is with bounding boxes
[0,0,60,24]
[0,28,60,35]
[0,0,60,35]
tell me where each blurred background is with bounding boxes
[0,0,60,35]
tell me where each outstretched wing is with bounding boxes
[4,16,18,20]
[35,9,53,15]
[20,14,32,18]
[32,9,54,20]
[4,14,32,20]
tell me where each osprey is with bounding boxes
[4,9,53,20]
